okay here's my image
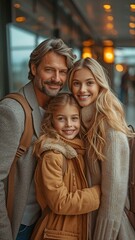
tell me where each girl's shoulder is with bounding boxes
[41,137,78,160]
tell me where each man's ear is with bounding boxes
[31,63,36,76]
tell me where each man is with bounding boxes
[0,38,75,240]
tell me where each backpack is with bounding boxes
[1,93,33,221]
[125,125,135,230]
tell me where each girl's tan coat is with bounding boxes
[32,137,100,240]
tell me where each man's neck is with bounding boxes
[33,85,51,109]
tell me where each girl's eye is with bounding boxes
[72,116,79,121]
[57,117,65,121]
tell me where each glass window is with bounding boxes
[7,24,46,91]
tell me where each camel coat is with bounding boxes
[32,137,100,240]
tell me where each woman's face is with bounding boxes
[71,67,100,107]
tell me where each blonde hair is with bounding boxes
[34,93,81,158]
[68,57,134,162]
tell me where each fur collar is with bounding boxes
[40,137,84,159]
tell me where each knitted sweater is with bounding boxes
[81,105,135,240]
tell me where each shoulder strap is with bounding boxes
[128,125,135,213]
[3,93,34,221]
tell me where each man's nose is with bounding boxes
[52,71,60,82]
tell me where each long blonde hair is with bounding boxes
[68,57,134,162]
[34,93,81,158]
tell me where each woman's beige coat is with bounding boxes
[32,137,100,240]
[81,105,135,240]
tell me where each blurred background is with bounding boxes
[0,0,135,126]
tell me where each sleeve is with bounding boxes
[35,151,100,215]
[93,130,130,240]
[0,99,24,240]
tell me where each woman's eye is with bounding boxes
[73,81,80,86]
[87,81,94,86]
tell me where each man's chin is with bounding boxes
[43,88,61,97]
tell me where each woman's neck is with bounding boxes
[81,102,96,129]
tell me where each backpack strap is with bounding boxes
[128,125,135,213]
[3,93,34,221]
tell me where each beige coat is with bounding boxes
[32,137,100,240]
[81,105,135,240]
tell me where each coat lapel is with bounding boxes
[19,82,42,138]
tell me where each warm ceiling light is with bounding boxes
[14,3,21,8]
[129,29,135,35]
[103,40,113,46]
[16,16,26,23]
[106,23,114,29]
[130,16,135,21]
[107,15,113,21]
[82,40,95,47]
[103,46,114,63]
[103,4,111,10]
[82,47,92,59]
[130,4,135,11]
[115,64,124,72]
[129,22,135,28]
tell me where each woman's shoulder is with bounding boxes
[105,123,129,146]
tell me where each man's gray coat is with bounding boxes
[0,81,42,240]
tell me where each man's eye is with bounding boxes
[45,68,53,72]
[60,70,67,75]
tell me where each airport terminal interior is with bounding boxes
[1,0,135,127]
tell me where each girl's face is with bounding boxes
[71,67,100,107]
[52,103,80,140]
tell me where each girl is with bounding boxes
[68,57,135,240]
[32,93,100,240]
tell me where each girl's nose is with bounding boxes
[66,119,72,126]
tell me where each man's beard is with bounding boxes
[41,80,64,96]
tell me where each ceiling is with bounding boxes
[12,0,135,48]
[72,0,135,47]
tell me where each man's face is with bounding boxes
[31,51,68,97]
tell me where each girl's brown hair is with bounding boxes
[34,93,81,158]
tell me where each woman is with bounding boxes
[68,57,135,240]
[32,93,100,240]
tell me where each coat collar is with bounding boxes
[19,81,42,138]
[41,136,85,159]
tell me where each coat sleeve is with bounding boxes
[0,99,24,240]
[34,151,100,215]
[93,129,130,240]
